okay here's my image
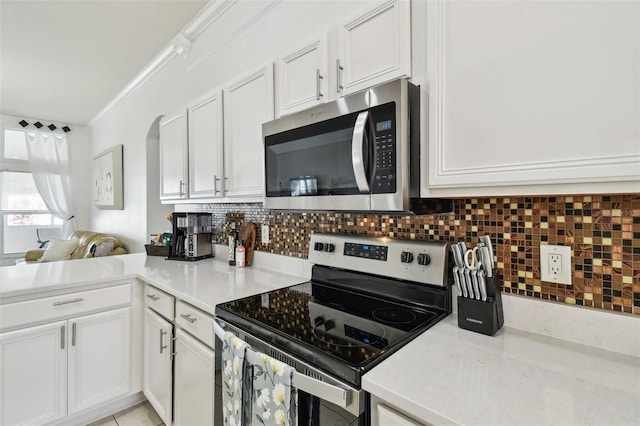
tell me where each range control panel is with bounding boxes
[344,242,388,261]
[308,234,449,286]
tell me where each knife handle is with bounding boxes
[452,266,463,297]
[478,270,488,302]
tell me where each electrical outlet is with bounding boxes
[540,244,572,285]
[261,225,270,244]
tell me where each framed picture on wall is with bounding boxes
[93,144,124,209]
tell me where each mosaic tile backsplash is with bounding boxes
[196,194,640,316]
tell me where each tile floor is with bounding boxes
[88,401,163,426]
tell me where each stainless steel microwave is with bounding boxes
[262,79,451,214]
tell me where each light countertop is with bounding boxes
[362,316,640,426]
[0,252,308,314]
[2,252,639,426]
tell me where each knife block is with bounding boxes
[457,269,504,336]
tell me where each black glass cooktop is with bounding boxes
[216,266,450,385]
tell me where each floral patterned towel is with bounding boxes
[250,352,297,425]
[222,331,248,426]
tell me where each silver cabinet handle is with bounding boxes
[146,294,160,302]
[160,329,168,354]
[53,298,83,307]
[351,111,370,192]
[72,322,77,346]
[180,313,197,324]
[316,69,323,101]
[214,175,221,194]
[179,180,185,198]
[61,325,65,350]
[336,59,343,93]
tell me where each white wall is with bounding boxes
[88,0,374,252]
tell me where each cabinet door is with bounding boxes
[173,329,215,426]
[0,321,67,426]
[424,0,640,194]
[276,35,328,117]
[68,307,131,414]
[223,63,274,199]
[376,403,423,426]
[159,109,189,200]
[143,308,173,426]
[188,89,224,199]
[337,0,411,96]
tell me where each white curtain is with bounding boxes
[25,129,76,238]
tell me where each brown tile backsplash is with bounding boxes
[196,193,640,315]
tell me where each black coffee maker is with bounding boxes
[167,212,213,261]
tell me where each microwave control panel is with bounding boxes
[372,103,396,194]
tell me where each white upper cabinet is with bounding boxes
[223,63,274,200]
[424,0,640,195]
[276,35,328,117]
[159,109,189,200]
[336,0,411,96]
[188,89,224,199]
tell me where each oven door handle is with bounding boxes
[292,370,352,408]
[214,320,353,410]
[351,110,370,192]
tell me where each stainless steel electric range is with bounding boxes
[215,234,451,425]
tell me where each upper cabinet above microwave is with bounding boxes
[275,0,411,118]
[276,35,328,117]
[336,0,411,97]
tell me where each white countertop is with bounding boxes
[0,252,308,314]
[362,316,640,426]
[3,253,639,425]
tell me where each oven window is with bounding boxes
[265,111,365,197]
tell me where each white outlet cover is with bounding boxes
[261,225,270,244]
[540,244,572,285]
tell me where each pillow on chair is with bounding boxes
[90,241,114,257]
[39,238,79,262]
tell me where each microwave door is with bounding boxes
[351,111,371,193]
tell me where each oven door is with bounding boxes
[214,319,370,425]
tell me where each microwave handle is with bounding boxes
[351,111,370,192]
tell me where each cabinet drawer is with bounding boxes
[175,300,214,348]
[0,284,131,331]
[144,285,175,320]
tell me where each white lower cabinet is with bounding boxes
[68,308,131,415]
[142,284,216,426]
[0,321,67,426]
[371,396,424,426]
[0,306,131,426]
[143,308,173,426]
[173,328,215,426]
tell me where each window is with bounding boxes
[0,128,62,255]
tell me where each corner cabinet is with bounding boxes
[336,0,411,97]
[423,0,640,196]
[159,109,189,200]
[223,63,274,200]
[143,307,173,425]
[188,89,224,199]
[276,35,328,117]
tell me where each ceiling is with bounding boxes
[0,0,209,127]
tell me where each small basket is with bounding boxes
[145,244,169,257]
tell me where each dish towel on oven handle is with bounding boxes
[250,351,298,426]
[221,331,249,426]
